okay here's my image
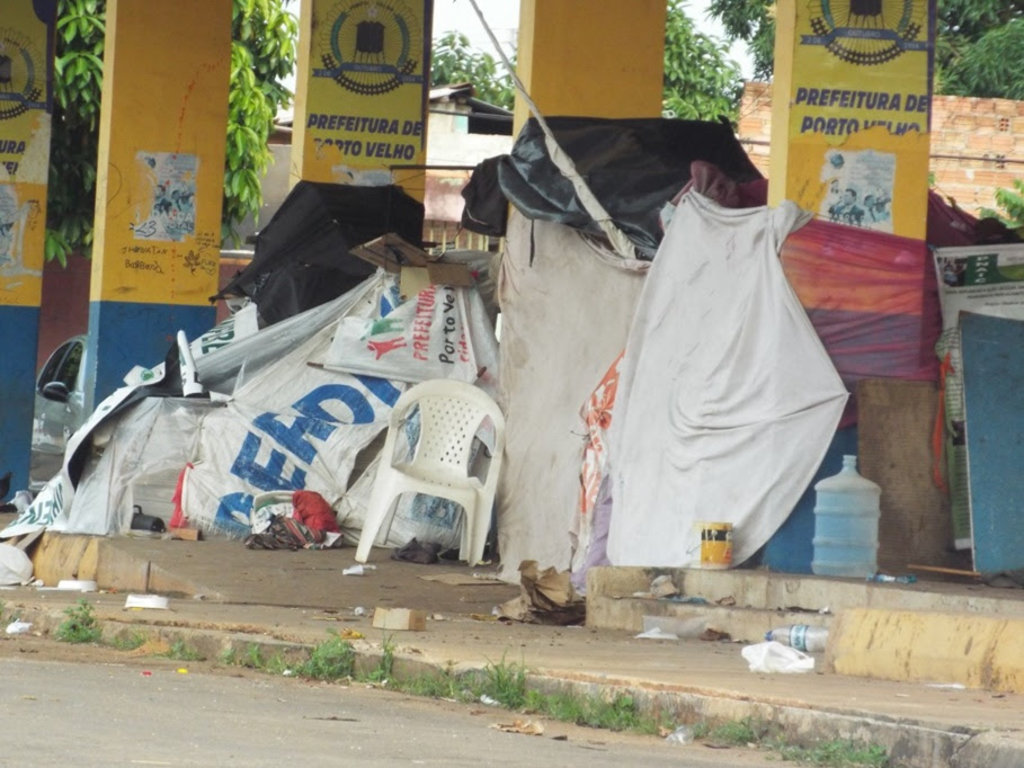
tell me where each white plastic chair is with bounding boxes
[354,379,505,566]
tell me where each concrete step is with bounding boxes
[586,566,1024,694]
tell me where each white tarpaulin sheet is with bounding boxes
[182,273,404,536]
[608,192,847,567]
[66,397,219,535]
[496,213,647,579]
[322,282,500,394]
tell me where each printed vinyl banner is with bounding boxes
[0,1,55,306]
[297,0,432,185]
[780,0,935,238]
[933,244,1024,549]
[322,282,500,391]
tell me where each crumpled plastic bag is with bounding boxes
[0,544,33,586]
[741,640,815,673]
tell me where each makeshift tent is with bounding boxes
[465,116,764,258]
[608,192,848,567]
[495,213,646,578]
[215,181,424,325]
[4,269,500,550]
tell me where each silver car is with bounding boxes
[31,335,88,490]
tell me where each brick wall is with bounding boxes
[737,81,1024,217]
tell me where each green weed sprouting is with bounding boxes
[55,599,102,644]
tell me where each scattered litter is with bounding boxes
[391,538,442,564]
[57,579,97,592]
[663,595,708,605]
[141,670,152,677]
[868,573,918,584]
[480,694,500,706]
[419,572,504,586]
[926,682,966,690]
[741,641,815,674]
[490,719,544,736]
[6,620,32,635]
[343,565,376,576]
[124,594,170,610]
[338,628,364,640]
[0,543,33,586]
[494,560,586,625]
[472,572,503,582]
[371,607,426,631]
[642,615,706,638]
[635,627,679,640]
[664,725,695,745]
[700,628,731,642]
[353,606,367,617]
[472,613,499,622]
[176,668,189,675]
[650,574,678,597]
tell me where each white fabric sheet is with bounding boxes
[496,214,647,579]
[608,192,847,567]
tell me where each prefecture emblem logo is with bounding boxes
[0,29,43,121]
[318,1,422,95]
[803,0,929,65]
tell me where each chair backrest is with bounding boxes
[390,379,505,477]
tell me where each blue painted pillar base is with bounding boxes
[86,300,216,410]
[0,306,41,498]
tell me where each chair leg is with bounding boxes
[464,494,493,567]
[355,485,398,563]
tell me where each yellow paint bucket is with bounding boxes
[699,522,733,569]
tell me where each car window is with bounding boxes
[58,341,83,390]
[38,340,74,389]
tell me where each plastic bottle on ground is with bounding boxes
[765,624,829,653]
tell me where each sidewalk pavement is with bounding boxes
[4,531,1024,768]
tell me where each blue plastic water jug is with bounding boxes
[811,455,881,578]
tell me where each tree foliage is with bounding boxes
[706,0,774,82]
[430,30,515,109]
[432,2,744,123]
[981,179,1024,235]
[662,0,743,122]
[47,0,296,264]
[706,0,1024,101]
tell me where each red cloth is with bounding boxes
[290,490,339,533]
[168,463,193,529]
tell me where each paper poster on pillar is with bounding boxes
[780,0,935,239]
[299,0,432,187]
[132,152,199,242]
[0,3,55,305]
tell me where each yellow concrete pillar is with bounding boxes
[513,0,667,133]
[87,0,231,405]
[291,0,433,198]
[0,1,56,492]
[769,0,935,239]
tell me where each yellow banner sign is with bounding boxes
[0,1,54,307]
[296,0,432,188]
[775,0,935,238]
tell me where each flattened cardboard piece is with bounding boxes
[427,261,475,288]
[399,266,432,300]
[352,233,435,273]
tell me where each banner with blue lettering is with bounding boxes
[181,287,404,537]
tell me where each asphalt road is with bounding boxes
[0,651,783,767]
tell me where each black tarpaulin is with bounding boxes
[215,181,424,324]
[463,116,763,259]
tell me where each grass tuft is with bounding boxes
[55,599,102,644]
